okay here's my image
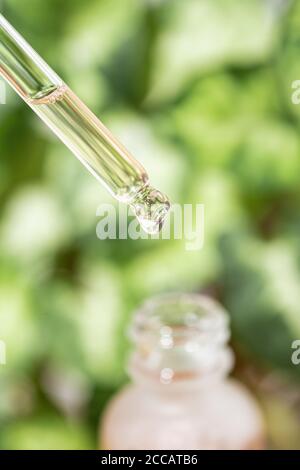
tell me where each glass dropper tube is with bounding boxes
[0,14,170,233]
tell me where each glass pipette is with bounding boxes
[0,14,170,234]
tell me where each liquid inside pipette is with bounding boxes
[27,84,170,234]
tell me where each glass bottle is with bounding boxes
[100,293,265,450]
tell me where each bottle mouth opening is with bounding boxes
[129,293,230,346]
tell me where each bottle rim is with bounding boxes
[130,293,230,343]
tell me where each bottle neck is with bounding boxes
[128,349,233,393]
[127,294,234,391]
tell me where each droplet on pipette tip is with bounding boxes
[130,185,170,234]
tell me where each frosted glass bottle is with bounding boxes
[100,294,265,450]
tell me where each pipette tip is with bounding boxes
[130,185,170,235]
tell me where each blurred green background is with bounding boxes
[1,0,300,449]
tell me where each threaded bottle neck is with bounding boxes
[128,293,234,388]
